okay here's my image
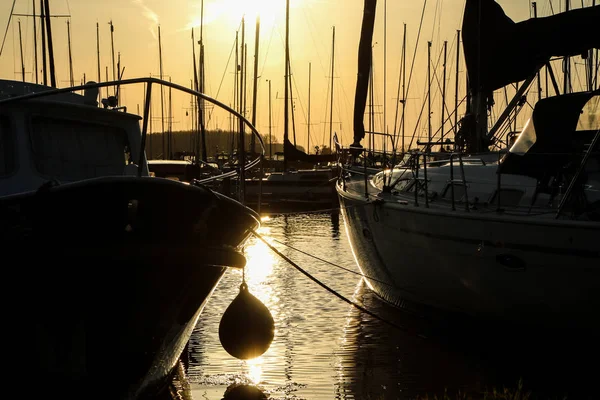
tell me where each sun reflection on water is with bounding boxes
[246,358,264,385]
[244,227,276,287]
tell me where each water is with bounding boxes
[184,212,598,400]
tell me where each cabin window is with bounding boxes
[29,116,130,180]
[489,189,525,207]
[0,115,16,176]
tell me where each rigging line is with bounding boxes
[407,40,446,150]
[258,21,275,81]
[392,0,428,154]
[251,229,420,336]
[0,0,18,57]
[268,237,394,287]
[207,34,237,123]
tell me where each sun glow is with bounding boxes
[247,358,264,384]
[244,234,276,285]
[188,0,305,32]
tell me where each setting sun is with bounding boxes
[188,0,299,32]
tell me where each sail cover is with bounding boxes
[462,0,600,94]
[352,0,377,146]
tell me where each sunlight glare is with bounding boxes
[244,237,276,285]
[188,0,306,32]
[247,358,264,384]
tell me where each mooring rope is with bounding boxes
[251,229,425,338]
[268,237,394,287]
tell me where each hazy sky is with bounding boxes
[0,0,582,151]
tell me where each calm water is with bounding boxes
[183,212,598,400]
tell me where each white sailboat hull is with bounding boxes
[337,181,600,326]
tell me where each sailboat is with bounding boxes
[243,0,338,213]
[336,0,599,328]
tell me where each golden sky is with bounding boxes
[0,0,577,152]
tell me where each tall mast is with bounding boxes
[96,22,101,84]
[232,31,238,159]
[32,0,38,84]
[532,2,542,101]
[191,29,199,158]
[402,23,406,152]
[308,63,311,155]
[18,20,25,82]
[454,29,460,140]
[563,0,571,94]
[109,20,116,95]
[369,46,374,152]
[440,40,447,150]
[43,0,56,87]
[427,41,432,149]
[268,79,272,159]
[67,20,74,87]
[383,0,387,148]
[169,77,172,159]
[238,17,246,203]
[198,0,207,162]
[158,25,165,159]
[329,26,335,153]
[250,16,260,155]
[284,0,290,172]
[40,0,47,86]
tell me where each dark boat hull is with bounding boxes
[1,176,259,399]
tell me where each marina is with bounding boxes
[0,0,598,399]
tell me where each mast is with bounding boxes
[158,25,165,159]
[268,79,272,159]
[67,20,74,87]
[43,0,56,87]
[454,29,460,139]
[238,17,246,203]
[383,0,387,150]
[191,29,199,158]
[32,0,38,84]
[440,40,447,150]
[231,31,238,159]
[169,77,172,159]
[427,41,432,149]
[368,46,374,152]
[18,20,25,82]
[284,0,290,172]
[109,20,116,95]
[250,16,260,155]
[329,26,335,153]
[198,0,207,162]
[308,63,311,155]
[40,0,47,86]
[401,23,406,152]
[532,2,542,101]
[563,0,571,94]
[96,22,101,85]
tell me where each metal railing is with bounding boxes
[0,77,266,188]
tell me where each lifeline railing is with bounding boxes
[0,77,266,199]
